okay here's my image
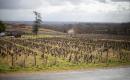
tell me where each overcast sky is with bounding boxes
[0,0,130,22]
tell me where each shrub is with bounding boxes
[0,21,6,33]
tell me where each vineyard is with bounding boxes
[0,35,130,72]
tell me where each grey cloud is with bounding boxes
[46,10,130,22]
[48,0,106,5]
[0,0,42,9]
[112,0,130,2]
[98,0,106,2]
[46,0,130,6]
[0,10,34,21]
[0,0,89,9]
[46,0,83,5]
[98,0,130,3]
[0,0,129,9]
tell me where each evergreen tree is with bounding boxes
[33,11,42,35]
[0,21,6,33]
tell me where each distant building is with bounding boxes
[0,31,25,38]
[0,32,6,37]
[67,28,75,34]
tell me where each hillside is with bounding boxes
[5,24,64,35]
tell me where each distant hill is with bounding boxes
[42,22,130,35]
[4,21,130,35]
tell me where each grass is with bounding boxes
[21,34,60,39]
[0,50,130,73]
[0,60,130,73]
